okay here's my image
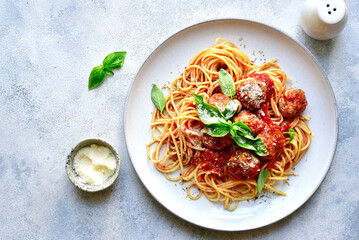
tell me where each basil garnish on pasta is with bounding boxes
[231,121,256,140]
[230,128,268,156]
[205,122,230,137]
[222,99,240,120]
[193,94,268,156]
[257,169,270,193]
[284,128,296,142]
[192,94,226,124]
[151,84,166,113]
[218,68,236,97]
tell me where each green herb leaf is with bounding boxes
[230,129,268,156]
[193,94,226,124]
[218,68,236,97]
[257,169,270,193]
[283,128,296,142]
[151,84,166,113]
[252,137,268,156]
[192,93,268,156]
[230,129,256,151]
[222,99,240,120]
[205,123,230,137]
[231,121,255,140]
[104,69,114,76]
[88,51,126,90]
[103,51,127,69]
[88,65,106,90]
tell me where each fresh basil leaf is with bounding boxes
[88,65,106,90]
[218,68,236,97]
[283,128,296,142]
[225,119,232,124]
[104,69,114,76]
[230,129,256,151]
[230,128,268,156]
[193,94,226,124]
[231,121,255,140]
[215,119,232,127]
[151,84,166,113]
[252,137,268,156]
[222,99,240,120]
[88,51,126,90]
[103,51,127,69]
[205,123,230,137]
[257,169,270,193]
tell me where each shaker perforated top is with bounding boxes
[318,0,346,24]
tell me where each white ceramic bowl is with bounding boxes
[66,138,121,192]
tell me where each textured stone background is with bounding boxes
[0,0,358,239]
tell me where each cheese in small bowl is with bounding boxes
[66,138,121,192]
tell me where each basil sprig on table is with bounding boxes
[88,51,127,90]
[151,84,166,113]
[283,128,296,143]
[193,94,268,156]
[257,169,270,193]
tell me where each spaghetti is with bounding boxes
[147,38,312,210]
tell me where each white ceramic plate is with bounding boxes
[125,19,338,231]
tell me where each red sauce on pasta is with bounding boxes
[191,149,231,173]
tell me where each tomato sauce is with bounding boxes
[280,119,292,132]
[191,148,231,173]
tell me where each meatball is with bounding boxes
[227,148,260,179]
[232,110,265,136]
[236,79,268,111]
[181,121,204,148]
[208,93,230,112]
[202,133,232,150]
[257,128,286,160]
[278,87,307,118]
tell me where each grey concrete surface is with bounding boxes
[0,0,358,239]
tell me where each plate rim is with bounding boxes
[124,18,339,231]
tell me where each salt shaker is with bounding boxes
[300,0,348,40]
